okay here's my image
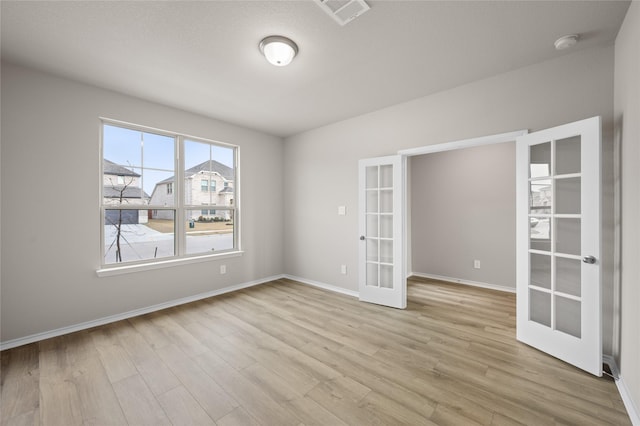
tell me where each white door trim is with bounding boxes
[398,130,528,157]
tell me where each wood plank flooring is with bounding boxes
[1,277,631,425]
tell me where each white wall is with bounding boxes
[410,142,516,289]
[284,46,616,355]
[0,62,285,343]
[614,1,640,419]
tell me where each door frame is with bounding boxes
[397,129,528,280]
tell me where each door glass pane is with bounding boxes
[556,218,580,255]
[380,240,393,263]
[380,215,392,239]
[556,257,581,297]
[366,191,378,213]
[530,142,551,178]
[530,179,552,214]
[530,218,551,252]
[380,265,393,288]
[380,190,393,213]
[556,296,581,338]
[556,136,581,175]
[366,263,378,287]
[380,165,393,188]
[366,239,378,262]
[556,177,581,214]
[530,289,551,327]
[530,253,551,289]
[366,215,378,238]
[366,166,378,189]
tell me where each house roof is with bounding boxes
[103,186,150,199]
[103,159,140,177]
[158,160,234,184]
[218,187,233,194]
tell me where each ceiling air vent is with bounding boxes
[314,0,370,26]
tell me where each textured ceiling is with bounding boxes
[0,1,630,137]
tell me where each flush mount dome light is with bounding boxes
[554,34,579,50]
[259,35,298,66]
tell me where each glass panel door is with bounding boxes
[359,155,405,309]
[528,136,583,337]
[365,164,393,289]
[516,116,601,377]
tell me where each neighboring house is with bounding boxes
[149,159,234,221]
[103,159,149,224]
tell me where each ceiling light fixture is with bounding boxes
[259,35,298,67]
[554,34,579,50]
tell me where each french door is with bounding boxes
[358,155,406,309]
[516,116,602,376]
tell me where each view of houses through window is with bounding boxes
[101,122,237,265]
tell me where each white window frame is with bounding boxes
[98,118,242,276]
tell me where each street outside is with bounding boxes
[104,223,233,264]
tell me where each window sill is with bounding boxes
[96,251,244,277]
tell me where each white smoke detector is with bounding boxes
[554,34,579,50]
[314,0,370,26]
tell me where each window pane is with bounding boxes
[530,289,551,327]
[185,140,235,208]
[104,210,174,264]
[102,122,238,266]
[145,169,175,206]
[530,142,551,178]
[530,253,551,289]
[103,125,142,167]
[556,135,581,175]
[555,296,581,338]
[104,126,175,208]
[366,166,378,189]
[142,132,175,170]
[530,217,551,252]
[556,177,581,214]
[556,257,581,297]
[556,218,580,255]
[185,209,234,254]
[530,179,551,214]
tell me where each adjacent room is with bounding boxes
[2,1,639,425]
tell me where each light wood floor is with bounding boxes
[1,277,631,425]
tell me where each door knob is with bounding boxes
[582,255,596,264]
[360,235,365,241]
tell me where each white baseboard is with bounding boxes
[410,272,516,294]
[0,274,283,351]
[282,274,359,298]
[604,355,640,426]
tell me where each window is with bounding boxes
[211,180,216,192]
[101,120,238,267]
[117,175,125,185]
[224,181,229,188]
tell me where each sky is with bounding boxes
[103,124,234,195]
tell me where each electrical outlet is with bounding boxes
[338,206,346,216]
[220,264,227,274]
[341,264,347,274]
[474,260,481,269]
